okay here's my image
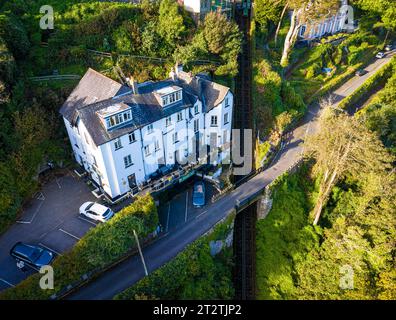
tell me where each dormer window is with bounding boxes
[105,110,132,129]
[155,86,182,107]
[97,103,133,130]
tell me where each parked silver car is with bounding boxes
[376,51,385,59]
[79,202,114,222]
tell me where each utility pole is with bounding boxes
[133,229,148,276]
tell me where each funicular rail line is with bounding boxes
[233,1,256,300]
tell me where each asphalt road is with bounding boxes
[68,50,396,300]
[157,181,218,233]
[0,171,98,291]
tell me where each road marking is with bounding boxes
[0,278,15,288]
[196,210,207,219]
[166,202,170,232]
[185,190,189,223]
[34,191,45,201]
[78,216,98,226]
[16,199,44,224]
[55,178,61,189]
[38,243,62,256]
[59,228,81,241]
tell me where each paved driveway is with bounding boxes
[157,179,218,233]
[0,171,98,291]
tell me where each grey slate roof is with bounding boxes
[59,68,131,122]
[78,92,193,146]
[60,68,230,146]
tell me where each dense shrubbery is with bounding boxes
[115,215,235,300]
[339,56,396,110]
[256,165,319,299]
[357,64,396,154]
[1,0,241,81]
[0,81,67,234]
[174,11,242,77]
[255,140,271,169]
[0,195,158,300]
[257,158,396,299]
[291,32,378,100]
[253,53,306,138]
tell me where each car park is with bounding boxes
[376,51,385,59]
[192,181,206,207]
[79,202,114,222]
[10,242,55,270]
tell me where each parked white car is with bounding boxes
[79,202,114,222]
[376,51,385,59]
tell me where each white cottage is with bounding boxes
[60,67,233,201]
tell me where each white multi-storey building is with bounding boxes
[298,0,354,41]
[182,0,233,22]
[60,66,233,201]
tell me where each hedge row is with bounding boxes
[307,34,378,104]
[338,56,396,110]
[0,194,158,300]
[308,65,357,104]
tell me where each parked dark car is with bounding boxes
[10,242,55,270]
[355,69,367,77]
[192,181,206,207]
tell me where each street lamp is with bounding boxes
[133,229,148,276]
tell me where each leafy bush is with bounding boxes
[348,42,369,65]
[0,194,158,300]
[255,141,271,169]
[252,49,306,138]
[358,71,396,154]
[115,215,235,300]
[339,56,396,110]
[0,13,30,59]
[305,62,321,79]
[256,165,319,299]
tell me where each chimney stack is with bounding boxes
[175,63,183,76]
[126,77,139,94]
[169,67,177,81]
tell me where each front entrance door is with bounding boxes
[128,174,138,194]
[174,150,180,165]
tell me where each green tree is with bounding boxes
[304,99,394,225]
[11,105,55,196]
[280,0,338,67]
[112,21,142,54]
[202,12,242,76]
[158,0,186,53]
[355,0,396,44]
[141,20,160,56]
[0,36,16,86]
[0,13,30,59]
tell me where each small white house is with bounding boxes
[60,67,233,201]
